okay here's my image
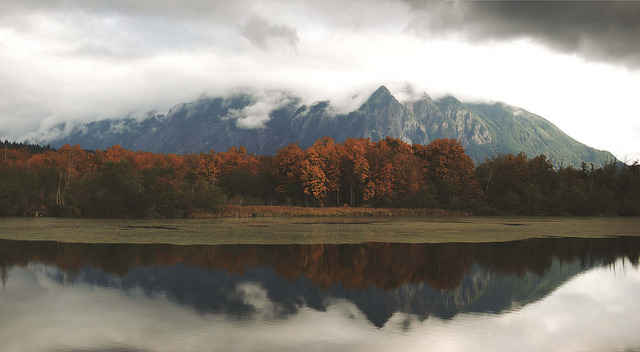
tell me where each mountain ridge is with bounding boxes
[36,86,616,167]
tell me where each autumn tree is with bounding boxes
[214,146,261,200]
[49,145,90,207]
[1,138,637,217]
[196,151,218,185]
[301,137,343,205]
[373,138,424,205]
[301,149,328,204]
[103,145,133,163]
[273,144,305,204]
[416,139,478,207]
[363,139,394,203]
[340,138,371,206]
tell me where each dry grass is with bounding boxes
[1,216,639,245]
[193,205,467,218]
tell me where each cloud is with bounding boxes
[0,0,246,23]
[404,1,640,68]
[3,1,640,67]
[388,82,431,104]
[237,92,296,129]
[221,91,297,129]
[0,0,639,160]
[241,16,299,50]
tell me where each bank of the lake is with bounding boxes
[195,205,467,218]
[1,216,639,245]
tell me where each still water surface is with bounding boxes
[1,237,640,351]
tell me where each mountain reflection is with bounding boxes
[1,237,639,327]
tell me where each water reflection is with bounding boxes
[1,237,640,351]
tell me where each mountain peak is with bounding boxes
[437,95,462,105]
[372,85,391,97]
[435,95,465,112]
[360,85,397,110]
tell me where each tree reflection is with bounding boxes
[1,237,639,327]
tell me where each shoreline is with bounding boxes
[19,204,636,219]
[192,205,470,218]
[1,216,639,245]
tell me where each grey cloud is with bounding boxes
[0,1,296,59]
[0,0,246,60]
[4,0,640,68]
[405,1,640,68]
[241,16,300,50]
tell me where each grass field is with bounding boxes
[198,205,467,218]
[1,216,639,245]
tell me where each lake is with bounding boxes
[1,217,640,351]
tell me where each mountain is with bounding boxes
[39,86,616,166]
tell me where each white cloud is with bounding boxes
[234,91,295,129]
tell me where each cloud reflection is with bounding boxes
[1,260,639,352]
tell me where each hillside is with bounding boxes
[40,86,616,166]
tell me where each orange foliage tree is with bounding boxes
[274,144,305,202]
[301,137,343,205]
[415,138,479,206]
[7,133,634,217]
[340,138,371,206]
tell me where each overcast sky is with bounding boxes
[1,0,639,161]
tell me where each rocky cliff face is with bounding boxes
[41,86,616,166]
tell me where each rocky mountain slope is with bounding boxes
[41,86,616,166]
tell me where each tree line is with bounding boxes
[0,137,638,217]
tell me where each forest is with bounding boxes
[1,137,638,218]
